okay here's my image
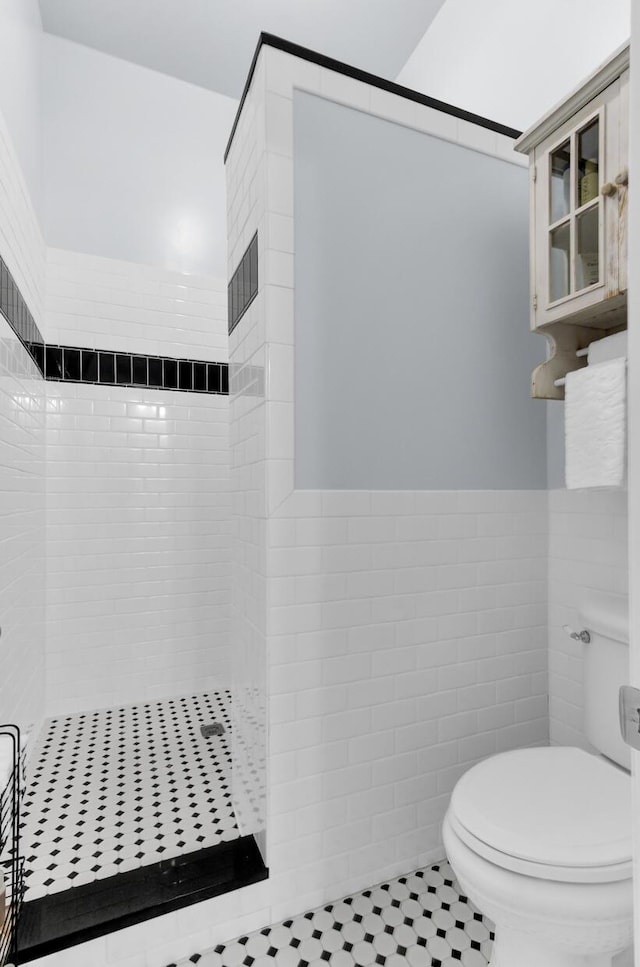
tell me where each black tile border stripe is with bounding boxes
[1,253,229,396]
[41,344,229,395]
[18,834,268,962]
[228,233,258,335]
[224,32,522,163]
[0,254,45,359]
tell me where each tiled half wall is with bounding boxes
[226,40,549,928]
[265,489,548,916]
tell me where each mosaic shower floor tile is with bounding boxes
[21,691,240,901]
[168,860,494,967]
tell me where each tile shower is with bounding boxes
[0,208,257,956]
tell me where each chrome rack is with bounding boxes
[0,726,25,967]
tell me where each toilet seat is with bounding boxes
[449,746,632,884]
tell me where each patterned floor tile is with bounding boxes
[168,860,494,967]
[21,691,240,900]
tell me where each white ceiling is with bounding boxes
[398,0,631,131]
[37,0,447,100]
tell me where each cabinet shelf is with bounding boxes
[531,318,625,401]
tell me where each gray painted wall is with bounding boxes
[293,91,547,490]
[547,401,565,488]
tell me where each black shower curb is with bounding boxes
[18,834,267,961]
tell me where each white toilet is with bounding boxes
[443,594,633,967]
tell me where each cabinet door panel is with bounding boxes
[533,78,620,329]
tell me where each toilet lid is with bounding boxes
[451,747,632,870]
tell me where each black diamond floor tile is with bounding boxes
[21,691,239,899]
[169,860,493,967]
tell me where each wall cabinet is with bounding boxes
[515,45,629,399]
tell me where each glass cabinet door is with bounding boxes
[547,112,602,306]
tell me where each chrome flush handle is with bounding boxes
[562,624,591,643]
[619,686,640,751]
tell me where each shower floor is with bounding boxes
[21,691,240,902]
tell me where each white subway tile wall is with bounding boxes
[226,55,269,854]
[45,380,231,715]
[548,488,628,748]
[44,248,228,362]
[0,317,45,739]
[0,107,45,330]
[40,242,232,715]
[0,93,47,745]
[265,489,548,918]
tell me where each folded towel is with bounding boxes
[565,357,626,489]
[587,331,627,365]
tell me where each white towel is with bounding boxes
[565,357,626,489]
[587,331,628,365]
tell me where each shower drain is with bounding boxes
[200,722,225,738]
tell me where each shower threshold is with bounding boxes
[18,833,268,961]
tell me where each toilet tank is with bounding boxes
[580,591,630,770]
